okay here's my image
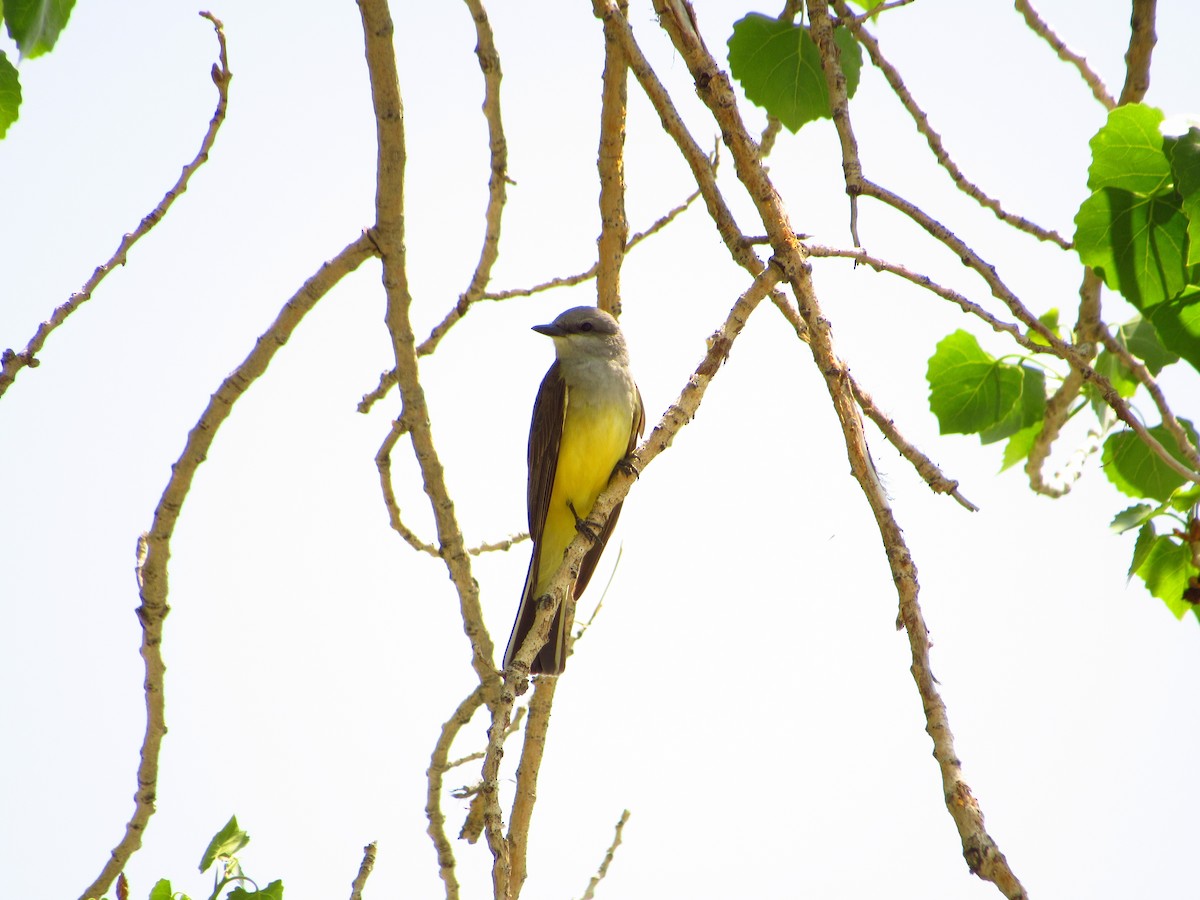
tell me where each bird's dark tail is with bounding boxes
[502,562,567,675]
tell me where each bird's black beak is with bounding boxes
[532,323,565,337]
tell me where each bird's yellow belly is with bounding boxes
[536,397,630,590]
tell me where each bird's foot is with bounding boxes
[567,500,602,542]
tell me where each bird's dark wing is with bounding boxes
[527,361,566,544]
[503,362,567,672]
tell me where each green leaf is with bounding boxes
[1028,308,1060,347]
[1101,419,1199,501]
[1168,483,1200,512]
[1146,286,1200,373]
[0,51,19,139]
[1129,524,1197,619]
[200,816,250,873]
[728,14,862,133]
[229,881,284,900]
[1129,522,1156,578]
[1115,315,1179,374]
[926,330,1023,435]
[1111,503,1154,533]
[979,364,1045,444]
[148,880,173,900]
[1093,348,1138,398]
[1087,104,1171,196]
[1000,420,1042,472]
[1075,187,1190,310]
[4,0,76,58]
[1164,126,1200,267]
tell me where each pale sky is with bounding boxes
[2,1,1199,899]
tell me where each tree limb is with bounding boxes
[77,232,378,900]
[0,12,232,399]
[348,842,378,900]
[834,0,1072,247]
[1013,0,1116,109]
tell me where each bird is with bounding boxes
[502,306,645,675]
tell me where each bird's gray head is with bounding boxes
[533,306,628,362]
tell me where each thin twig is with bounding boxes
[576,543,623,642]
[76,232,378,900]
[358,188,703,414]
[446,706,526,771]
[415,0,510,358]
[1025,368,1084,497]
[375,417,440,556]
[348,842,378,900]
[469,532,528,555]
[811,240,1199,489]
[579,810,631,900]
[806,0,863,246]
[758,116,782,160]
[845,0,915,24]
[1013,0,1115,109]
[806,244,1030,346]
[427,687,487,900]
[1095,325,1200,468]
[0,12,232,399]
[482,189,702,302]
[853,378,979,511]
[768,289,978,510]
[833,0,1071,247]
[1023,269,1103,497]
[856,178,1200,486]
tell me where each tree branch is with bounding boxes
[1013,0,1116,109]
[0,12,232,400]
[767,285,978,510]
[592,0,764,278]
[833,0,1072,247]
[357,0,498,688]
[357,187,703,415]
[77,232,378,900]
[580,810,630,900]
[596,0,630,315]
[858,178,1200,485]
[1118,0,1157,105]
[427,687,487,900]
[412,0,511,357]
[506,677,557,898]
[348,842,378,900]
[375,417,441,556]
[649,0,1029,893]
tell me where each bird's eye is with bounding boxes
[579,322,594,332]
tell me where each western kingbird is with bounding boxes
[503,306,645,675]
